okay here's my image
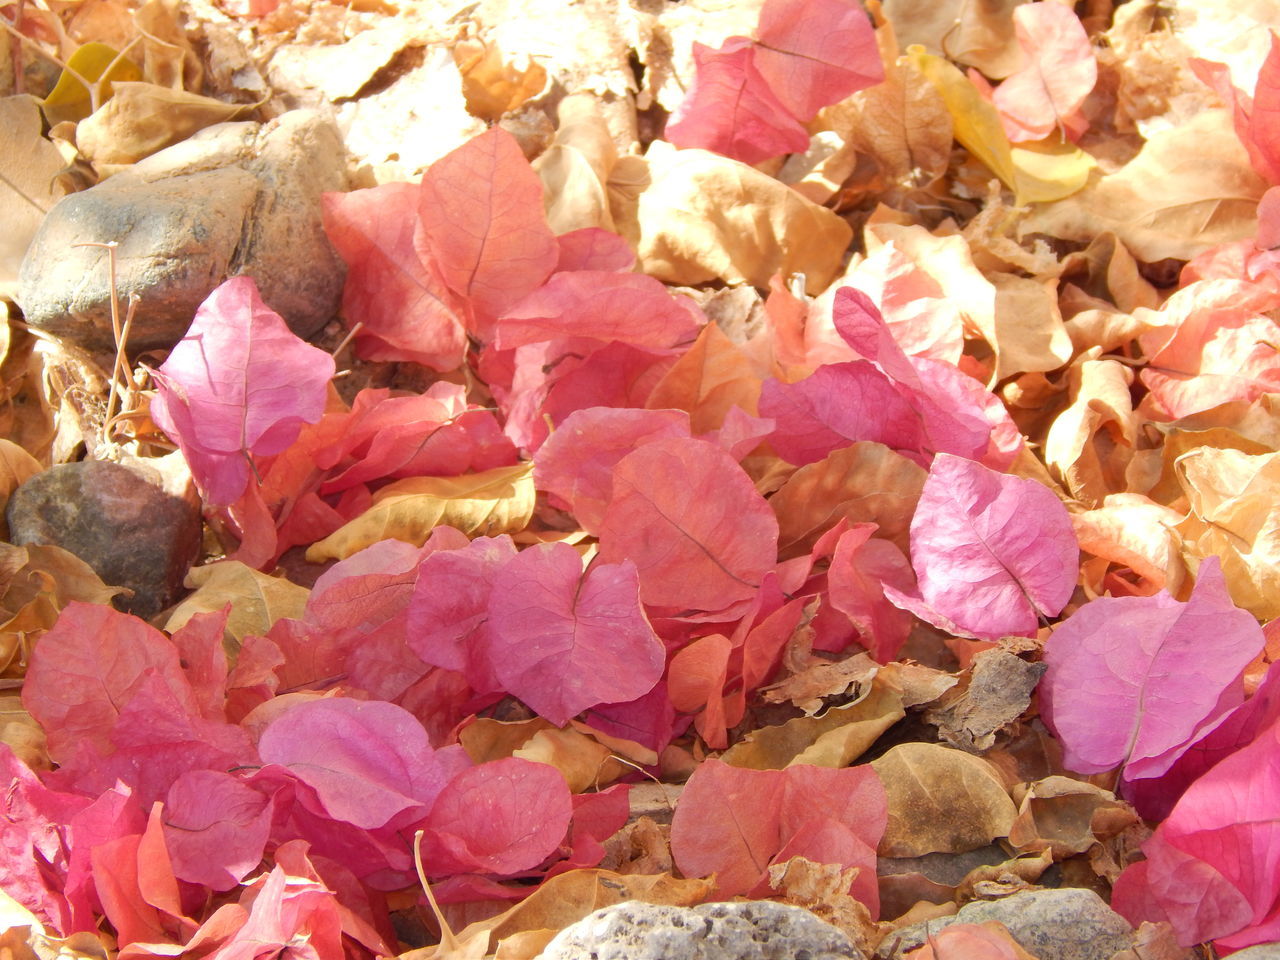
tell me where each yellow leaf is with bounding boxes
[1010,137,1097,204]
[306,464,535,562]
[908,45,1018,199]
[721,681,905,770]
[165,560,309,643]
[42,42,142,123]
[76,82,258,166]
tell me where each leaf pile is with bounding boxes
[4,0,1280,957]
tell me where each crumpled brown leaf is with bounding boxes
[0,96,68,297]
[1008,776,1139,860]
[0,696,48,771]
[1020,110,1267,262]
[76,81,257,166]
[767,857,878,958]
[1071,493,1188,599]
[872,742,1018,857]
[722,680,905,769]
[1043,356,1137,506]
[534,93,619,233]
[1175,447,1280,619]
[823,20,952,193]
[631,143,853,295]
[454,35,547,122]
[924,649,1045,753]
[881,0,1025,79]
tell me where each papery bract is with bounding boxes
[420,756,572,876]
[884,454,1077,639]
[47,668,253,807]
[203,840,348,960]
[554,227,636,272]
[1252,33,1280,185]
[0,745,94,932]
[1112,718,1280,948]
[826,523,916,662]
[321,182,467,369]
[304,537,431,640]
[1124,659,1280,820]
[22,602,198,760]
[320,384,517,493]
[752,0,883,121]
[162,770,272,892]
[1137,279,1280,418]
[665,38,810,165]
[533,407,691,531]
[670,759,886,912]
[407,534,518,691]
[991,3,1096,142]
[257,698,455,830]
[495,271,703,351]
[487,543,664,726]
[92,805,191,949]
[418,126,558,338]
[831,287,1017,467]
[598,437,779,612]
[1041,556,1263,781]
[760,362,925,466]
[150,277,335,505]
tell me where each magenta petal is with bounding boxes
[889,454,1077,639]
[257,698,451,830]
[487,543,664,726]
[1041,556,1263,780]
[150,276,335,505]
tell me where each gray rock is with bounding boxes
[7,457,202,618]
[18,109,347,352]
[538,900,864,960]
[1229,947,1280,960]
[877,889,1133,960]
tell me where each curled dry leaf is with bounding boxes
[0,96,69,296]
[1008,776,1138,859]
[1176,447,1280,619]
[871,742,1017,857]
[1019,110,1267,261]
[306,464,536,562]
[165,560,308,643]
[770,441,927,560]
[631,142,853,294]
[720,679,905,769]
[76,82,256,166]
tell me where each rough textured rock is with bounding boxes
[877,889,1133,960]
[18,109,347,352]
[538,900,865,960]
[6,457,202,618]
[1229,947,1280,960]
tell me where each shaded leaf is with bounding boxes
[871,743,1016,856]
